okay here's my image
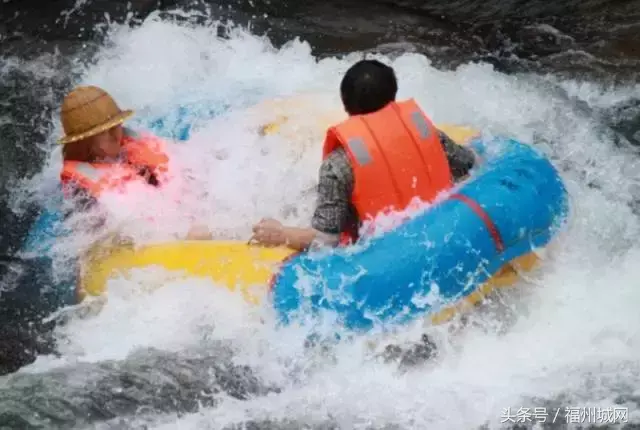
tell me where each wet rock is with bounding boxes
[0,347,278,429]
[1,0,161,41]
[0,323,58,376]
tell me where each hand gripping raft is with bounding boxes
[269,135,569,332]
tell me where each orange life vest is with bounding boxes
[60,128,170,198]
[322,99,454,244]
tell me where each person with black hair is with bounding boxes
[252,59,477,250]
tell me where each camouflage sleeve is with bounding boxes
[438,130,477,181]
[310,147,354,236]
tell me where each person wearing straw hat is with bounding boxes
[58,85,212,240]
[59,85,169,197]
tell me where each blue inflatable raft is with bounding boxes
[269,135,569,332]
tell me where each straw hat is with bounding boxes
[58,85,134,145]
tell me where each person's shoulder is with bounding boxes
[321,147,353,178]
[324,146,348,161]
[435,128,454,144]
[436,128,470,154]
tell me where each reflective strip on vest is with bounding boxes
[345,111,431,166]
[347,137,372,166]
[410,110,431,139]
[74,162,106,183]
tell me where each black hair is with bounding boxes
[340,59,398,116]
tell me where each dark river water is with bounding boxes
[1,0,639,428]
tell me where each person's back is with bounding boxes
[323,98,452,226]
[315,59,478,244]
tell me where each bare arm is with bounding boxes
[252,149,354,251]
